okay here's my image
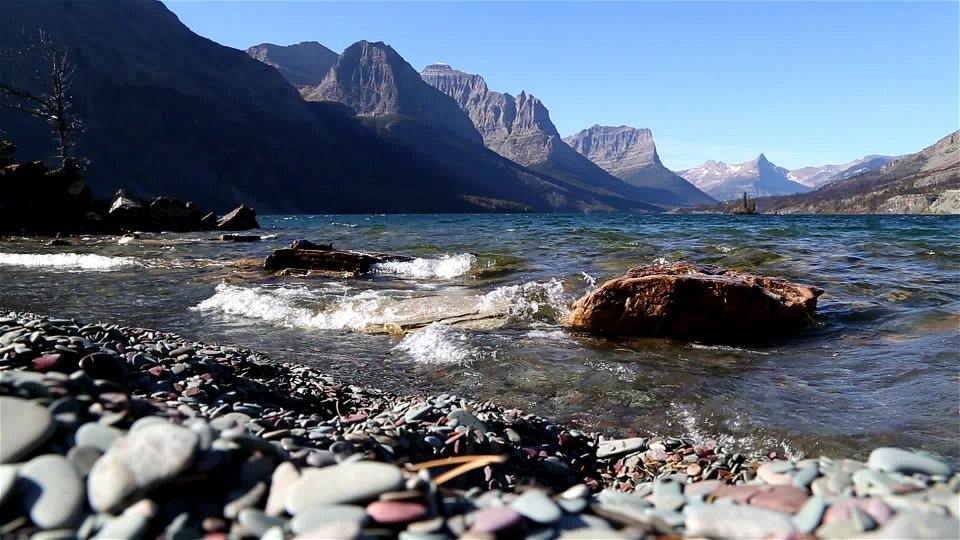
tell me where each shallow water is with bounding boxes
[1,214,958,464]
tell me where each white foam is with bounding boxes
[372,253,476,279]
[193,283,394,330]
[394,324,474,365]
[0,253,139,270]
[479,278,571,322]
[668,403,804,461]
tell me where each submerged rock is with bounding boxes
[264,239,413,275]
[567,262,823,343]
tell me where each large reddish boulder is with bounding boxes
[567,262,823,343]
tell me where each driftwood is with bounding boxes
[264,240,414,275]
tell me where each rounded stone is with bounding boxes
[20,454,85,529]
[75,422,124,452]
[290,504,368,534]
[512,490,562,524]
[367,500,429,525]
[470,506,523,533]
[867,448,952,477]
[293,521,362,540]
[87,423,199,513]
[66,446,103,477]
[0,397,55,463]
[285,462,405,514]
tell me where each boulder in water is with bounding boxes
[217,205,260,231]
[264,240,412,275]
[567,262,823,343]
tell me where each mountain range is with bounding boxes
[752,130,959,214]
[0,0,952,214]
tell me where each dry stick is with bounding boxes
[407,455,509,486]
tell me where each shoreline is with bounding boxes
[1,311,958,539]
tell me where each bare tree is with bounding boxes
[0,29,83,171]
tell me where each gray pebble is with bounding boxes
[512,489,562,524]
[20,454,85,529]
[75,423,124,452]
[868,447,952,477]
[285,462,404,513]
[0,397,56,463]
[791,495,826,533]
[237,508,284,537]
[289,504,368,534]
[596,437,645,459]
[686,505,796,539]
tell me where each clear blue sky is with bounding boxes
[165,1,958,170]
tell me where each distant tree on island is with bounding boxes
[732,191,758,214]
[0,29,85,172]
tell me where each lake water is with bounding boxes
[1,214,957,464]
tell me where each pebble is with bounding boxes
[290,504,368,534]
[265,461,300,516]
[653,477,685,511]
[74,422,124,452]
[87,423,199,512]
[0,396,55,463]
[20,454,85,529]
[859,511,960,539]
[868,447,952,477]
[512,489,562,524]
[285,462,405,513]
[685,504,797,539]
[469,506,523,533]
[596,437,646,459]
[367,500,430,524]
[791,495,827,533]
[236,508,283,537]
[0,464,17,506]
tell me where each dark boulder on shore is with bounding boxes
[146,197,206,232]
[0,161,106,235]
[567,262,824,343]
[216,204,260,231]
[264,240,413,275]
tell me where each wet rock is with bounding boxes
[264,241,413,274]
[567,262,823,343]
[217,205,259,231]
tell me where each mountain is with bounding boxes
[679,154,812,201]
[303,42,482,145]
[755,131,959,214]
[788,155,898,188]
[563,125,715,206]
[420,63,707,208]
[245,41,338,88]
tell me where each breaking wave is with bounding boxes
[479,278,572,323]
[394,324,475,365]
[371,253,476,279]
[0,253,140,271]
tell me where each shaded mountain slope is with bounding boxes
[245,41,338,88]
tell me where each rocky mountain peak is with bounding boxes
[304,41,482,144]
[679,154,808,201]
[563,125,661,175]
[245,41,338,87]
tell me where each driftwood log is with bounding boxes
[264,240,413,275]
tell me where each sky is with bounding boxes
[164,1,959,171]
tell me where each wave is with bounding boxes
[372,253,475,279]
[479,278,571,323]
[0,253,140,270]
[394,324,475,365]
[193,283,393,330]
[666,403,804,461]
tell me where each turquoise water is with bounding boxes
[1,214,958,463]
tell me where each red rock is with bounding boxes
[709,484,768,503]
[469,506,524,533]
[366,500,429,525]
[567,262,823,343]
[749,485,809,513]
[31,354,62,372]
[823,498,893,525]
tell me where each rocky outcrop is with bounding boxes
[147,197,205,232]
[755,130,960,214]
[264,241,413,276]
[305,42,482,145]
[567,262,823,344]
[0,161,101,235]
[679,154,812,201]
[245,41,338,88]
[421,64,709,208]
[564,125,715,206]
[216,205,259,231]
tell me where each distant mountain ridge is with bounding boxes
[563,125,715,206]
[420,63,710,207]
[688,131,959,214]
[788,155,898,187]
[679,154,812,201]
[245,41,338,88]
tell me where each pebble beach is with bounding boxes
[1,311,958,539]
